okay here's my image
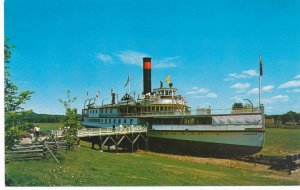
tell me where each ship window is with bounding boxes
[101,109,103,113]
[110,109,112,113]
[113,119,116,123]
[119,119,121,124]
[105,109,107,113]
[130,119,133,124]
[160,106,163,111]
[166,90,169,95]
[109,119,111,123]
[105,119,107,123]
[124,119,126,124]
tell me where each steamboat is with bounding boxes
[81,57,265,156]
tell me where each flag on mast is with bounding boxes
[166,75,170,84]
[259,55,263,76]
[96,91,100,99]
[124,74,130,87]
[86,91,89,99]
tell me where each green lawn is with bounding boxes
[5,127,300,186]
[5,144,299,186]
[260,128,300,156]
[33,123,62,132]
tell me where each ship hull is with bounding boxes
[147,130,264,157]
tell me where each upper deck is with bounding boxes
[83,105,263,118]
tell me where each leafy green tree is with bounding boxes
[59,90,81,151]
[4,39,34,150]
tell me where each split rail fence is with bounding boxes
[5,140,66,163]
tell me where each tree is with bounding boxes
[59,90,81,151]
[4,39,34,150]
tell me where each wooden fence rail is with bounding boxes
[5,140,66,162]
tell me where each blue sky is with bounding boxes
[4,0,300,115]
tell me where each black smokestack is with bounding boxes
[143,57,152,94]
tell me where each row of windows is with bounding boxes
[88,106,185,114]
[141,106,180,112]
[89,118,134,124]
[89,108,113,114]
[155,90,175,96]
[152,117,212,125]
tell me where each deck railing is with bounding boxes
[51,125,148,138]
[77,125,147,137]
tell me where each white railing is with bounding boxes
[51,126,147,138]
[77,125,147,137]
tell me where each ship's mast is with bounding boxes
[259,55,263,107]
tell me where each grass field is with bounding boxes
[5,126,300,186]
[33,123,63,132]
[260,128,300,156]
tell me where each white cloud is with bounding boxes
[263,85,274,91]
[230,83,250,93]
[242,70,259,77]
[116,50,148,66]
[153,56,179,68]
[247,88,259,94]
[278,80,300,89]
[206,93,218,98]
[231,83,250,89]
[247,85,274,94]
[262,95,289,104]
[186,87,209,95]
[96,53,113,63]
[292,89,300,93]
[187,87,217,98]
[192,93,218,99]
[115,50,178,68]
[295,74,300,79]
[225,69,258,81]
[272,95,289,102]
[231,96,244,102]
